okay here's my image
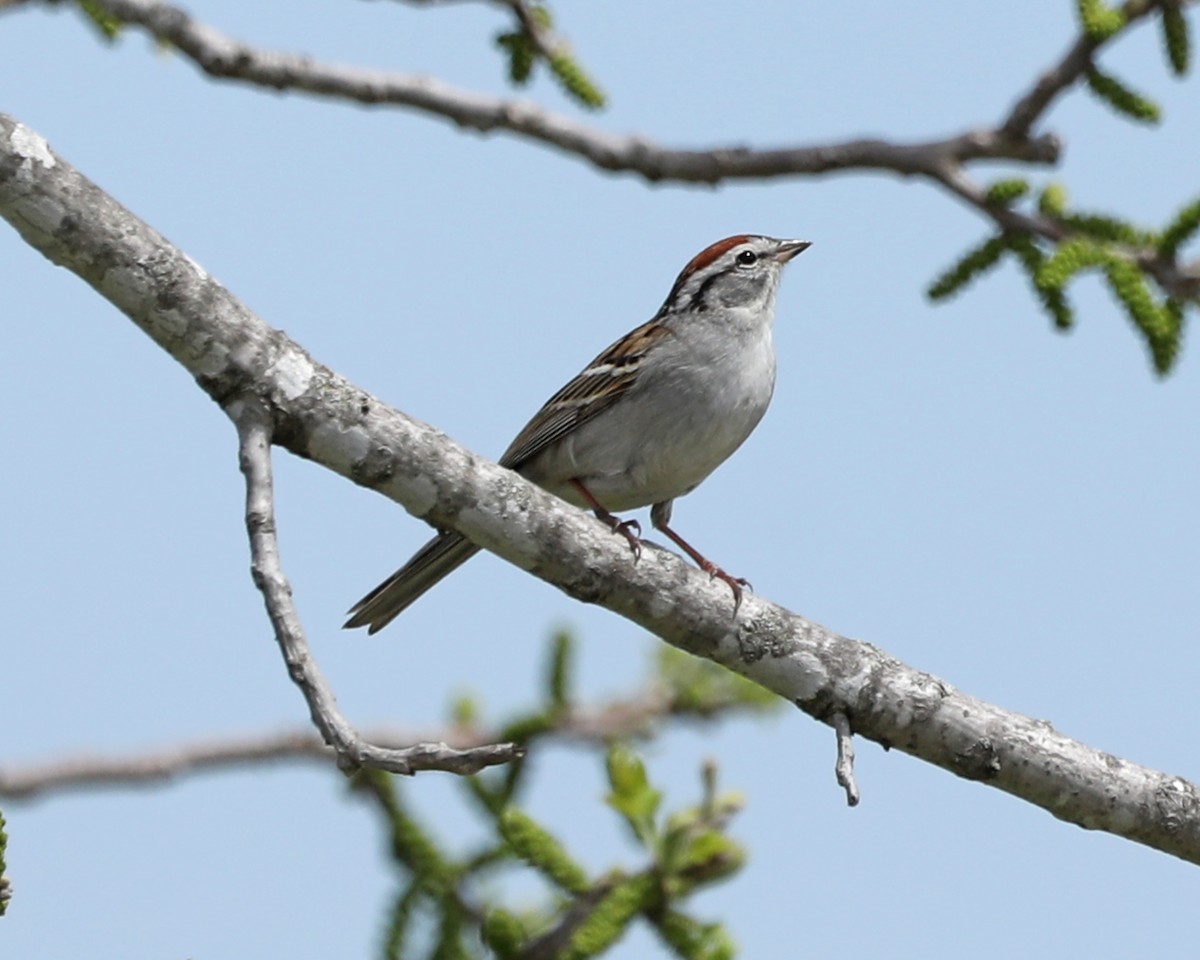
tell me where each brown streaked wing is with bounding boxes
[499,318,672,469]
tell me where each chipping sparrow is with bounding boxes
[345,234,810,634]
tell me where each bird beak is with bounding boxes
[774,239,812,263]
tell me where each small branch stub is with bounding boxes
[832,712,860,807]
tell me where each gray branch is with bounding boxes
[233,396,520,776]
[0,692,678,801]
[0,731,350,799]
[0,652,734,803]
[3,113,1199,863]
[75,0,1058,183]
[831,712,859,807]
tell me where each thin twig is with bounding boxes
[390,0,573,60]
[232,395,520,776]
[55,0,1197,303]
[1001,0,1165,138]
[0,687,737,801]
[521,881,620,960]
[499,0,567,62]
[72,0,1055,182]
[0,731,342,799]
[933,164,1200,301]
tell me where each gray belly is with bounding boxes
[526,328,776,511]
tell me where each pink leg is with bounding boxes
[570,479,642,560]
[651,505,749,613]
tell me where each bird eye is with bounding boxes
[736,250,758,266]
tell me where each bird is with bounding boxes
[344,234,810,634]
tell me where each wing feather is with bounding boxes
[499,318,671,469]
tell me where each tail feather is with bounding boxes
[344,532,481,634]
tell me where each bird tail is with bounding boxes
[343,532,481,634]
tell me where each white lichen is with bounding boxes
[310,421,371,465]
[267,351,314,401]
[11,124,55,172]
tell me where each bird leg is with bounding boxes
[570,479,642,560]
[650,502,749,613]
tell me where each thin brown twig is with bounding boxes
[387,0,584,61]
[0,684,757,801]
[933,163,1200,301]
[1001,0,1168,138]
[499,0,567,62]
[51,0,1196,302]
[68,0,1055,182]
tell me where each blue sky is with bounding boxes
[2,1,1198,957]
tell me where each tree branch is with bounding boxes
[932,163,1200,303]
[0,675,755,801]
[1001,0,1166,138]
[65,0,1057,184]
[3,112,1199,862]
[0,731,346,799]
[0,657,774,800]
[0,719,598,802]
[45,0,1196,306]
[233,394,520,777]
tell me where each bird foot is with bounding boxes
[698,561,751,613]
[603,516,642,560]
[571,479,643,561]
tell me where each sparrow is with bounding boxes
[345,234,809,633]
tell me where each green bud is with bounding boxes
[1038,183,1068,217]
[548,54,606,109]
[1005,234,1074,330]
[1085,67,1161,124]
[1076,0,1127,40]
[1161,3,1190,76]
[926,235,1008,301]
[500,808,590,893]
[1159,197,1200,258]
[985,179,1030,205]
[481,909,527,958]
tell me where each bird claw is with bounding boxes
[616,519,643,561]
[571,480,643,562]
[700,562,751,613]
[602,516,643,560]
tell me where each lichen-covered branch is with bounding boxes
[3,113,1199,862]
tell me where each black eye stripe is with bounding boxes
[688,271,721,311]
[736,249,758,265]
